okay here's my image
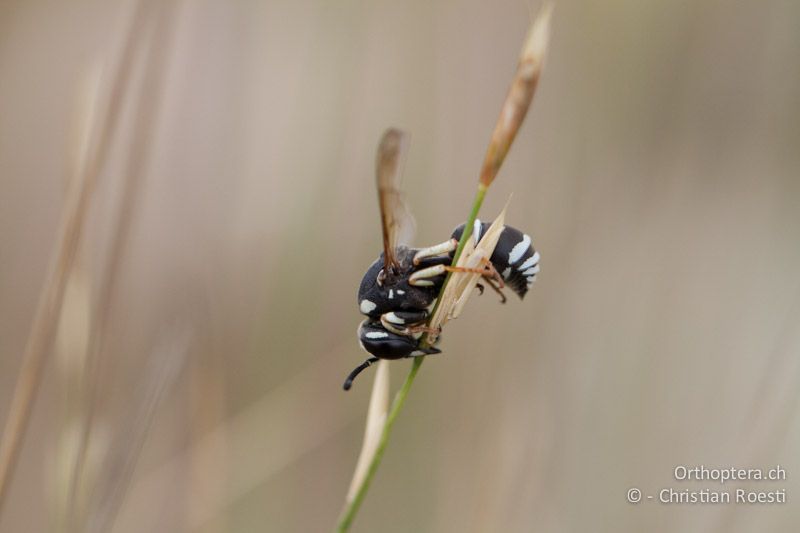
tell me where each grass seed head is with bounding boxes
[479,2,552,188]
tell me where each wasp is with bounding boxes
[343,129,540,390]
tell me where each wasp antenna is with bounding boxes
[343,357,380,391]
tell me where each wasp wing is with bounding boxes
[375,128,415,270]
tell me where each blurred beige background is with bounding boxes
[1,0,799,532]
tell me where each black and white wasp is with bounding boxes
[344,129,540,390]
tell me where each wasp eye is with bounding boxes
[377,269,386,286]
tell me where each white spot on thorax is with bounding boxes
[389,289,394,299]
[508,234,531,265]
[365,331,389,339]
[502,267,512,279]
[397,289,405,295]
[360,299,377,314]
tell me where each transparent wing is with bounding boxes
[375,128,415,270]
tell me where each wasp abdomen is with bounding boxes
[451,220,540,298]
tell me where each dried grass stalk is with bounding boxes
[428,203,508,341]
[345,361,390,503]
[0,82,99,517]
[67,1,179,526]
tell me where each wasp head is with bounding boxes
[357,246,445,318]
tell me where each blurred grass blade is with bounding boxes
[123,354,357,531]
[53,262,93,532]
[0,0,153,519]
[85,329,191,533]
[66,1,180,527]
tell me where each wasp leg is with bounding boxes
[463,260,505,302]
[428,258,506,303]
[380,310,427,335]
[410,258,503,287]
[408,346,441,357]
[406,324,442,336]
[475,283,485,295]
[413,239,458,265]
[443,265,484,274]
[380,315,440,337]
[445,259,505,287]
[483,276,507,304]
[343,356,380,391]
[483,260,505,288]
[380,312,440,337]
[409,264,447,286]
